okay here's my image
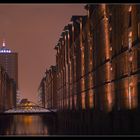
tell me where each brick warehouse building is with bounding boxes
[39,4,140,134]
[38,65,57,109]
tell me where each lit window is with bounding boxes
[129,55,133,62]
[128,6,132,12]
[129,31,132,37]
[90,46,92,51]
[90,60,92,65]
[110,66,113,71]
[128,31,132,50]
[128,6,132,27]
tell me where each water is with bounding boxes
[0,114,57,136]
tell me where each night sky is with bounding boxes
[0,4,86,103]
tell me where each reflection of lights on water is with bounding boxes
[2,115,50,135]
[6,130,10,135]
[44,126,48,134]
[23,116,33,124]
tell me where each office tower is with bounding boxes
[0,40,18,86]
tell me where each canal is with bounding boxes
[1,110,140,135]
[0,114,57,136]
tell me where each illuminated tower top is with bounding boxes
[2,39,6,47]
[0,39,12,53]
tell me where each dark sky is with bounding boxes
[0,4,86,104]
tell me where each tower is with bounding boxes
[0,40,18,87]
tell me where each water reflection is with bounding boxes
[0,114,56,136]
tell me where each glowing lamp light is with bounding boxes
[0,49,12,53]
[2,41,6,47]
[129,56,133,62]
[129,31,132,37]
[128,6,132,12]
[129,82,133,87]
[90,61,92,65]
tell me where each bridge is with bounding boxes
[3,101,57,115]
[4,107,57,115]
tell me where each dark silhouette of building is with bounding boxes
[0,66,17,112]
[38,66,57,109]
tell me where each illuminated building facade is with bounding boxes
[107,4,140,110]
[55,15,92,111]
[89,4,114,112]
[89,4,140,111]
[39,4,140,134]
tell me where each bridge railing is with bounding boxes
[4,106,57,114]
[3,101,57,114]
